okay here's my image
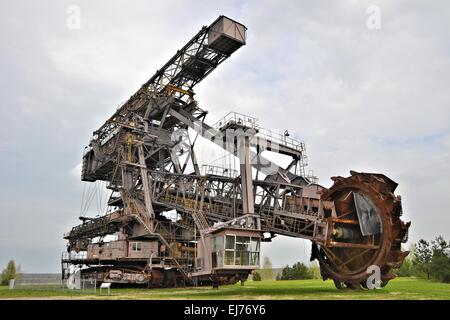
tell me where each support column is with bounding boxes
[137,143,155,221]
[239,135,254,214]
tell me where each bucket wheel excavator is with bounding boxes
[62,16,410,289]
[313,171,410,289]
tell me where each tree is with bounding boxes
[291,262,314,280]
[252,271,262,281]
[395,257,415,277]
[308,261,321,279]
[278,262,313,280]
[1,260,17,285]
[260,257,273,280]
[429,236,450,283]
[394,243,416,277]
[412,236,450,283]
[414,239,432,279]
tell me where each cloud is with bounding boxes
[196,0,450,255]
[1,0,449,271]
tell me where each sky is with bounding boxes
[0,0,449,272]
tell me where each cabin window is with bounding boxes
[218,235,260,267]
[132,242,142,252]
[250,238,260,265]
[225,235,235,250]
[224,235,236,265]
[213,236,224,266]
[225,250,235,265]
[235,236,250,265]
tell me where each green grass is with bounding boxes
[1,277,449,300]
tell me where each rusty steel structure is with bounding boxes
[62,16,410,289]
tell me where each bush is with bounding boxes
[252,271,262,281]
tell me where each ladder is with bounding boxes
[192,178,211,233]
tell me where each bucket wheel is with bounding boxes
[315,171,410,289]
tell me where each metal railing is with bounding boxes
[256,127,305,152]
[62,251,88,260]
[201,164,238,178]
[213,112,259,130]
[213,111,305,152]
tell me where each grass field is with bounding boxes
[1,277,449,300]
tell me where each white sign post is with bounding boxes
[99,282,111,295]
